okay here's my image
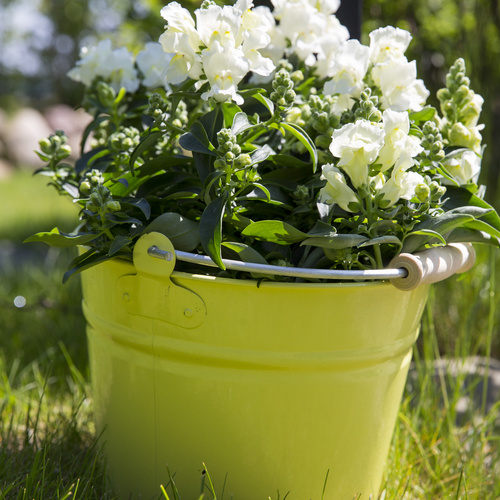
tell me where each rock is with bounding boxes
[3,107,52,168]
[408,356,500,424]
[0,158,14,179]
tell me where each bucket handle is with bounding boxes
[147,242,476,291]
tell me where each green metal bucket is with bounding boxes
[81,232,429,499]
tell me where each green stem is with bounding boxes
[365,194,384,269]
[99,213,115,241]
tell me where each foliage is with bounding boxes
[363,0,500,204]
[24,0,500,282]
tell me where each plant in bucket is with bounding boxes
[27,0,500,498]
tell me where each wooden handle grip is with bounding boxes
[389,243,476,291]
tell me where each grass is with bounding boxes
[1,170,499,498]
[0,170,79,242]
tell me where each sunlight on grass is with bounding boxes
[0,170,79,243]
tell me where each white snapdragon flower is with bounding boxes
[329,120,385,188]
[442,150,481,185]
[323,40,370,103]
[67,40,140,93]
[449,122,484,153]
[314,17,351,79]
[271,0,348,71]
[369,26,412,65]
[159,0,274,103]
[319,164,360,212]
[200,40,249,104]
[196,4,242,47]
[159,2,203,83]
[136,42,173,90]
[377,154,424,208]
[367,26,429,112]
[377,109,423,172]
[251,6,287,67]
[372,57,429,111]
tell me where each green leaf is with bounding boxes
[24,228,98,248]
[241,220,309,244]
[444,186,500,232]
[463,219,500,239]
[199,192,229,269]
[80,116,110,155]
[222,242,271,279]
[447,206,494,218]
[63,250,116,283]
[199,105,223,145]
[239,88,275,115]
[447,227,500,246]
[221,102,243,128]
[231,112,254,136]
[129,131,163,168]
[267,154,311,169]
[301,234,368,250]
[179,122,216,155]
[247,183,271,202]
[120,197,151,219]
[138,156,194,177]
[143,212,200,251]
[402,213,475,253]
[114,86,127,105]
[223,212,253,230]
[251,144,274,165]
[306,220,337,237]
[410,106,436,125]
[358,235,403,250]
[402,229,448,253]
[278,122,318,172]
[190,107,224,183]
[75,146,108,174]
[108,235,132,256]
[222,241,268,264]
[104,212,143,225]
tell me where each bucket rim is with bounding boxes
[169,269,395,290]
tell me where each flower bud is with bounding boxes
[86,200,98,212]
[103,200,121,213]
[315,134,333,150]
[234,154,252,168]
[291,70,304,84]
[293,185,309,203]
[60,144,72,157]
[429,181,446,201]
[96,81,116,107]
[90,192,103,207]
[214,158,227,170]
[415,183,430,203]
[449,122,481,151]
[39,138,52,153]
[80,181,91,195]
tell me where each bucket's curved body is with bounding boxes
[81,234,429,500]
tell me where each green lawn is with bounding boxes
[1,170,499,499]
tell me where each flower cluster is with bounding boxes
[68,39,172,92]
[159,0,274,104]
[29,0,500,281]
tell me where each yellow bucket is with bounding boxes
[81,232,429,500]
